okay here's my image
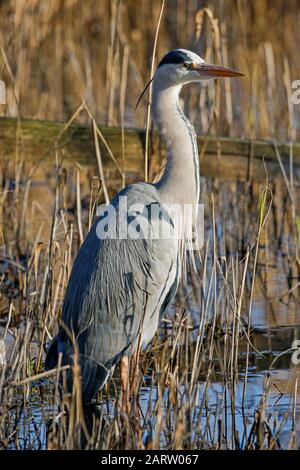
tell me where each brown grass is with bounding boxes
[0,0,299,140]
[0,0,299,450]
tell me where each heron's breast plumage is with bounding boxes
[48,182,179,399]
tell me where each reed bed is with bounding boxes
[0,147,299,449]
[0,0,300,140]
[0,0,299,451]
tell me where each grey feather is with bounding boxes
[46,183,179,401]
[44,48,217,402]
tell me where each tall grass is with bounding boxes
[0,0,299,450]
[0,149,299,448]
[0,0,299,141]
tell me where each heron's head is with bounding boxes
[136,49,243,109]
[156,48,244,86]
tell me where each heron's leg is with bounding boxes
[120,356,129,405]
[130,347,141,394]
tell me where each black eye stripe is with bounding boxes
[158,50,191,68]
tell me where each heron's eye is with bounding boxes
[181,62,189,70]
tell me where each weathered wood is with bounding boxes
[1,117,300,182]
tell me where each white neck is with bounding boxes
[152,79,200,207]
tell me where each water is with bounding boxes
[8,364,300,449]
[5,322,299,449]
[1,172,299,449]
[2,244,300,449]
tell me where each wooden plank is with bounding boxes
[1,117,300,181]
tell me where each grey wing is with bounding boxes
[48,183,179,400]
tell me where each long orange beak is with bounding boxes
[192,63,244,78]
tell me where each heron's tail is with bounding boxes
[45,338,129,402]
[45,339,109,401]
[80,344,130,402]
[80,358,110,402]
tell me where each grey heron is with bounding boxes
[45,49,243,402]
